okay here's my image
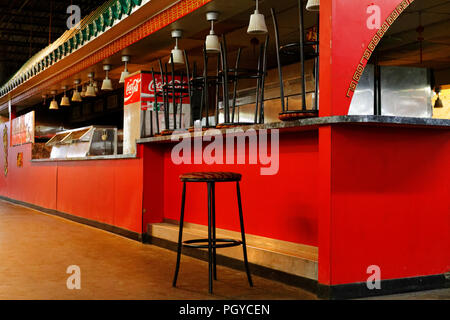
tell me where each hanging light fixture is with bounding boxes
[72,80,82,102]
[85,72,96,97]
[80,84,87,97]
[247,0,268,34]
[49,91,59,110]
[306,0,320,11]
[434,87,444,108]
[60,86,70,106]
[205,12,220,53]
[102,64,113,91]
[169,30,184,65]
[119,55,130,83]
[42,94,47,106]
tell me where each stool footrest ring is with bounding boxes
[183,238,242,249]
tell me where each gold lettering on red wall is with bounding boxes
[3,126,8,177]
[346,0,415,98]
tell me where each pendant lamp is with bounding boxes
[49,91,59,110]
[205,12,220,53]
[101,65,113,91]
[169,30,184,65]
[119,56,130,84]
[247,0,268,34]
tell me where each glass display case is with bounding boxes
[46,126,118,159]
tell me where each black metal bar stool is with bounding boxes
[172,172,253,294]
[271,0,320,121]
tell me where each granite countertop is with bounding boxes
[31,153,138,162]
[137,115,450,144]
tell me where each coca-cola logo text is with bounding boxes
[124,78,141,102]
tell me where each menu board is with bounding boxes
[11,111,35,146]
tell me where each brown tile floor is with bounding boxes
[1,199,448,300]
[0,200,316,300]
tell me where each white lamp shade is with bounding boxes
[60,95,70,106]
[169,48,185,65]
[119,70,130,84]
[85,84,96,97]
[247,10,268,34]
[306,0,320,11]
[49,99,59,110]
[72,90,82,102]
[205,34,220,53]
[101,78,113,91]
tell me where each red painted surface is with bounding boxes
[320,0,414,116]
[318,126,332,284]
[327,125,450,284]
[56,150,144,233]
[0,122,144,234]
[0,123,56,209]
[142,143,165,228]
[143,130,320,246]
[0,0,447,291]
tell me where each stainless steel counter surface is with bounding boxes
[137,115,450,144]
[30,154,138,162]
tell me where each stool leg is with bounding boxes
[207,182,213,293]
[212,182,217,280]
[236,182,253,287]
[173,182,186,287]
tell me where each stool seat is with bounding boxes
[180,172,242,182]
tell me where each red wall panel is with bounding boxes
[56,157,143,233]
[0,122,144,234]
[145,131,320,246]
[328,126,450,285]
[0,123,57,209]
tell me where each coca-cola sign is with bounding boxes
[124,72,188,106]
[124,74,142,105]
[141,73,188,104]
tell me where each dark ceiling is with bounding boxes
[0,0,102,85]
[378,0,450,71]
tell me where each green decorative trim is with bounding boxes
[96,16,106,32]
[2,0,148,92]
[68,38,75,52]
[58,44,65,58]
[112,1,123,20]
[90,22,98,37]
[75,33,81,48]
[120,0,132,16]
[81,27,89,43]
[105,7,114,27]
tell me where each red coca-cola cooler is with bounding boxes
[123,71,190,154]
